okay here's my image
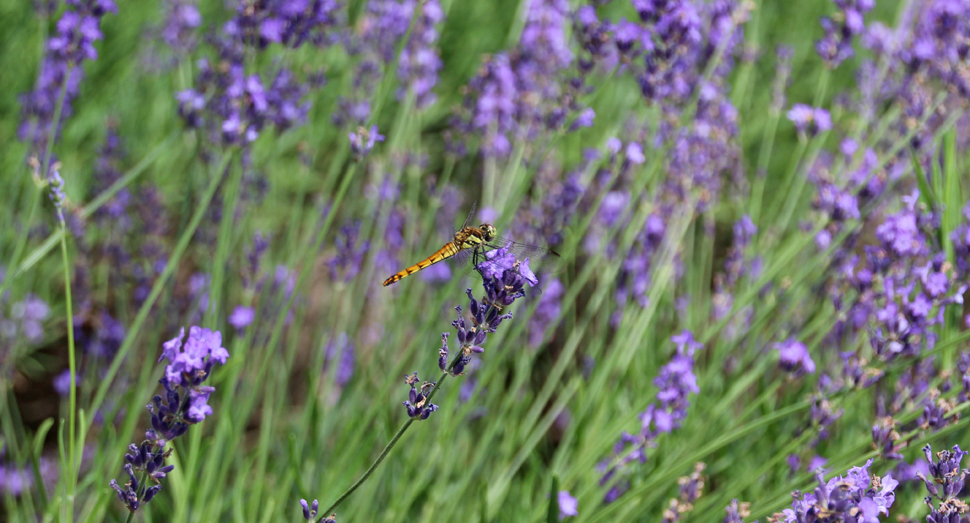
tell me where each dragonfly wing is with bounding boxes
[460,202,477,230]
[451,244,473,269]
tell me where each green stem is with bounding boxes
[318,324,488,518]
[318,417,416,519]
[59,224,78,519]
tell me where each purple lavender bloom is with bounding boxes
[871,418,904,461]
[327,221,369,282]
[776,459,897,522]
[723,499,750,523]
[809,393,843,447]
[464,54,518,157]
[324,333,355,387]
[572,6,615,68]
[815,0,876,67]
[662,463,706,523]
[8,294,51,344]
[600,332,701,503]
[223,0,340,50]
[111,326,229,512]
[161,0,201,55]
[520,0,573,74]
[402,372,438,420]
[775,338,817,375]
[787,104,833,136]
[918,444,968,520]
[300,499,319,520]
[53,370,76,397]
[18,0,117,160]
[157,326,229,389]
[558,490,578,519]
[457,0,591,159]
[176,35,315,146]
[228,305,255,330]
[349,125,385,160]
[529,278,564,347]
[419,262,452,283]
[436,247,537,377]
[907,0,970,99]
[396,0,444,109]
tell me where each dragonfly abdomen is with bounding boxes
[382,241,463,286]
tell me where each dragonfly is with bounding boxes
[382,204,561,287]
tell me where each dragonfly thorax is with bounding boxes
[479,223,497,242]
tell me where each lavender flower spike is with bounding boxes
[110,326,229,512]
[349,125,385,161]
[403,372,438,420]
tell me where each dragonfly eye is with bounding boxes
[481,224,497,241]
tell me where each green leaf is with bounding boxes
[547,475,560,523]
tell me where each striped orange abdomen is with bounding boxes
[382,241,462,286]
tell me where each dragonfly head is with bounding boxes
[480,223,497,242]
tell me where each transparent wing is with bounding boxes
[460,201,477,230]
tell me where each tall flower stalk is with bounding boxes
[316,245,538,518]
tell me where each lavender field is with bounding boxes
[2,0,970,521]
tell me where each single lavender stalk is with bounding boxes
[109,327,229,516]
[46,161,81,520]
[316,245,538,519]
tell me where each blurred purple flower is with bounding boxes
[53,370,76,397]
[161,0,201,55]
[816,0,875,67]
[520,0,573,73]
[327,221,369,282]
[397,0,444,108]
[419,262,452,283]
[176,31,316,146]
[73,311,125,359]
[661,463,706,523]
[7,294,51,344]
[776,459,896,522]
[18,0,118,160]
[775,338,817,375]
[228,305,255,330]
[723,499,750,523]
[787,104,832,135]
[457,0,592,159]
[529,278,563,347]
[558,490,578,519]
[349,125,385,160]
[324,332,355,387]
[599,332,701,502]
[223,0,340,50]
